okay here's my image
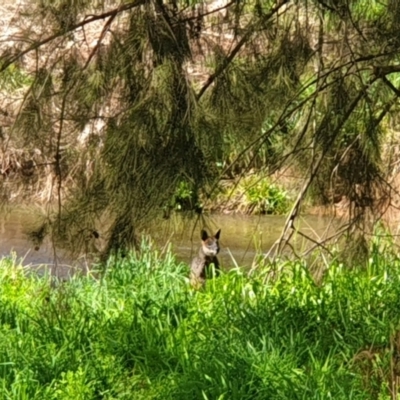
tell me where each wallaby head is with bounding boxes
[200,229,221,257]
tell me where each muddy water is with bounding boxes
[0,207,337,273]
[148,213,338,268]
[0,207,77,276]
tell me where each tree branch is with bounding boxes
[179,1,235,23]
[373,65,400,77]
[381,76,400,97]
[0,0,146,73]
[274,76,378,256]
[196,0,291,101]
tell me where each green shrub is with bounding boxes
[244,177,290,214]
[0,63,32,91]
[0,240,400,398]
[173,181,200,211]
[164,181,202,215]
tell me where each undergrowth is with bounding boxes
[1,239,400,399]
[210,174,291,215]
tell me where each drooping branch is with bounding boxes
[274,76,379,256]
[196,0,291,101]
[0,0,146,73]
[180,1,235,23]
[381,76,400,97]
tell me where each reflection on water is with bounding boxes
[0,207,338,273]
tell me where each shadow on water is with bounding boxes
[0,207,338,273]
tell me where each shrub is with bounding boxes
[0,240,399,398]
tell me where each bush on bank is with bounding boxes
[0,241,400,399]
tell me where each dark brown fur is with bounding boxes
[190,229,221,287]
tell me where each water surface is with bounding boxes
[149,213,338,268]
[0,207,338,273]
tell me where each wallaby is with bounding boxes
[190,229,221,287]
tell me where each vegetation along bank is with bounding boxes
[1,238,400,399]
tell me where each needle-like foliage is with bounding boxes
[1,0,400,254]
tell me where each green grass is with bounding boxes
[1,240,400,399]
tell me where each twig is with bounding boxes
[0,0,146,73]
[196,0,290,101]
[274,77,378,256]
[83,13,117,70]
[179,1,235,23]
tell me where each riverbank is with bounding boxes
[1,239,399,399]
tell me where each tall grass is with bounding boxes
[1,240,400,399]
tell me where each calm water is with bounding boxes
[148,213,338,268]
[0,207,77,276]
[0,207,338,275]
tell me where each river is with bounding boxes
[0,207,339,276]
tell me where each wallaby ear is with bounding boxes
[214,229,221,240]
[201,229,209,241]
